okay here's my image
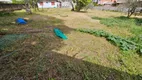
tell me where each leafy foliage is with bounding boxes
[79,0,92,6]
[77,29,142,54]
[73,0,92,11]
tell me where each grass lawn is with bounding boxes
[0,9,142,80]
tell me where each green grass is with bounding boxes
[92,16,142,46]
[92,16,142,28]
[91,15,142,77]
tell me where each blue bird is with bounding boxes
[53,28,68,40]
[16,18,27,24]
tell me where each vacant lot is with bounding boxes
[0,9,142,80]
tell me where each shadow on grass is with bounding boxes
[0,12,141,80]
[135,18,142,26]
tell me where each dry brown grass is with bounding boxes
[40,9,133,38]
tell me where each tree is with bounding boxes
[58,0,92,12]
[24,0,39,14]
[72,0,92,12]
[24,0,32,14]
[30,0,39,11]
[70,0,75,11]
[125,0,142,18]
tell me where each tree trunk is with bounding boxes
[127,8,131,18]
[127,7,136,18]
[75,0,82,12]
[76,6,81,12]
[32,0,39,11]
[25,0,32,14]
[70,1,74,11]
